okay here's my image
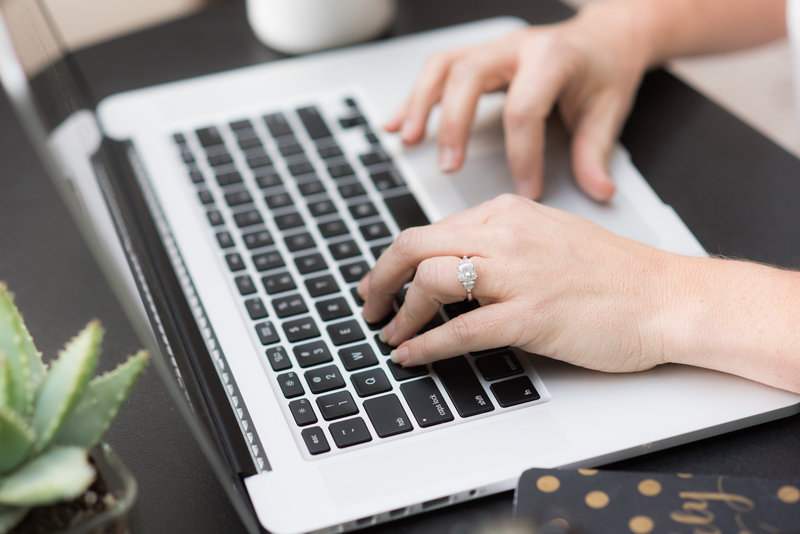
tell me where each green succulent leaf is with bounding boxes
[0,284,45,418]
[0,504,30,534]
[54,349,148,450]
[0,406,35,474]
[31,321,102,453]
[0,354,9,409]
[0,446,94,507]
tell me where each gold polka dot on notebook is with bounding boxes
[536,475,560,493]
[549,518,570,529]
[578,468,598,476]
[777,485,800,504]
[638,479,662,497]
[585,490,610,509]
[629,515,654,533]
[676,473,693,479]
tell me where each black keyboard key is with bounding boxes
[338,343,378,371]
[255,321,280,345]
[189,169,204,184]
[283,316,320,343]
[349,201,378,219]
[351,287,365,307]
[305,274,339,297]
[370,168,405,191]
[308,199,337,217]
[216,170,242,187]
[262,271,296,294]
[289,398,317,426]
[198,189,214,205]
[365,130,379,144]
[338,182,366,199]
[234,210,263,228]
[387,360,428,381]
[298,179,325,196]
[329,417,372,448]
[244,297,268,320]
[443,299,480,319]
[265,191,293,210]
[243,229,274,250]
[339,115,366,129]
[289,160,315,177]
[340,261,369,283]
[371,243,391,261]
[329,240,360,260]
[328,163,354,179]
[272,293,308,318]
[254,169,282,189]
[301,426,330,455]
[400,378,454,428]
[318,143,343,159]
[224,189,253,207]
[359,151,391,167]
[363,395,413,437]
[344,97,358,108]
[247,153,273,169]
[318,219,348,238]
[252,250,284,271]
[196,126,223,148]
[360,221,391,241]
[297,106,332,140]
[265,346,291,371]
[264,112,293,138]
[433,356,494,417]
[305,365,346,394]
[293,340,333,368]
[216,231,234,249]
[237,136,262,150]
[351,368,392,398]
[285,232,315,252]
[277,371,304,398]
[225,252,246,272]
[475,350,524,381]
[173,132,186,144]
[295,253,327,274]
[316,297,351,322]
[230,119,252,131]
[317,391,358,421]
[180,149,194,164]
[384,193,430,230]
[373,334,392,356]
[207,151,233,167]
[207,210,224,226]
[327,320,365,346]
[490,376,540,407]
[279,143,304,157]
[275,211,304,230]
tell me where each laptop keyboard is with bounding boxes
[171,94,544,456]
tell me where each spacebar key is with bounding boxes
[400,377,454,428]
[384,193,430,230]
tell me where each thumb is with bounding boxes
[569,96,627,202]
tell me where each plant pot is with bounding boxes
[12,444,137,534]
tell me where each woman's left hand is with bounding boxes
[359,194,690,372]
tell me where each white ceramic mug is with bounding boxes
[246,0,397,55]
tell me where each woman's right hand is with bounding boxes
[385,0,657,201]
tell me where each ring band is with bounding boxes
[457,256,477,301]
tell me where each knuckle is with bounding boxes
[392,227,422,257]
[447,314,475,345]
[423,51,452,73]
[503,100,546,129]
[414,259,441,292]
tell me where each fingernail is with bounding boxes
[390,346,409,365]
[379,319,396,344]
[439,146,457,172]
[515,181,536,198]
[401,120,415,141]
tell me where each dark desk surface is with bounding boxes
[2,0,799,532]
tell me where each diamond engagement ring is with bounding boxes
[457,256,477,301]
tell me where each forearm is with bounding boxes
[578,0,788,67]
[661,255,800,393]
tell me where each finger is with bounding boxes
[390,304,518,366]
[437,50,515,172]
[384,103,407,133]
[400,49,466,144]
[362,225,487,323]
[503,46,572,199]
[381,256,492,346]
[435,192,537,226]
[569,94,624,202]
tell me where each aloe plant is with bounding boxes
[0,283,148,533]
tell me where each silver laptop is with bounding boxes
[1,3,797,533]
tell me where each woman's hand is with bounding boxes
[359,194,689,372]
[385,1,655,201]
